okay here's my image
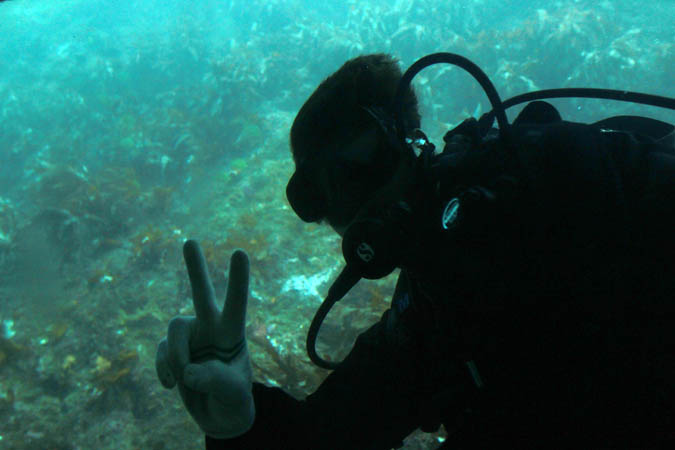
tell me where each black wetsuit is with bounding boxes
[208,103,675,449]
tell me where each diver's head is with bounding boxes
[286,54,420,235]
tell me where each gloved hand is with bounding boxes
[156,240,255,439]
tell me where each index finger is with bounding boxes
[183,240,218,323]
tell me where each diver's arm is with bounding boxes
[205,382,301,449]
[206,311,422,450]
[206,274,440,450]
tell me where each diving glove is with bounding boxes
[156,241,255,439]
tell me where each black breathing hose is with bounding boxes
[479,88,675,126]
[393,52,512,145]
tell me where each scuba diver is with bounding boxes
[156,53,675,448]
